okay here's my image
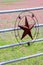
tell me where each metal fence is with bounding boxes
[0,7,43,65]
[0,24,43,33]
[0,38,43,49]
[0,53,43,65]
[0,7,43,14]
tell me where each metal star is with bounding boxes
[18,16,35,40]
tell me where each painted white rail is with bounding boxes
[0,53,43,65]
[0,7,43,14]
[0,38,43,49]
[0,24,43,33]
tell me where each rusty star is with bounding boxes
[18,16,35,40]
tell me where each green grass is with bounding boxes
[0,27,43,65]
[0,0,23,4]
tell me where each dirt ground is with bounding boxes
[0,0,43,10]
[0,0,43,29]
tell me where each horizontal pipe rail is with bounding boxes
[0,53,43,65]
[0,28,20,33]
[0,38,43,49]
[0,24,43,33]
[0,7,43,14]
